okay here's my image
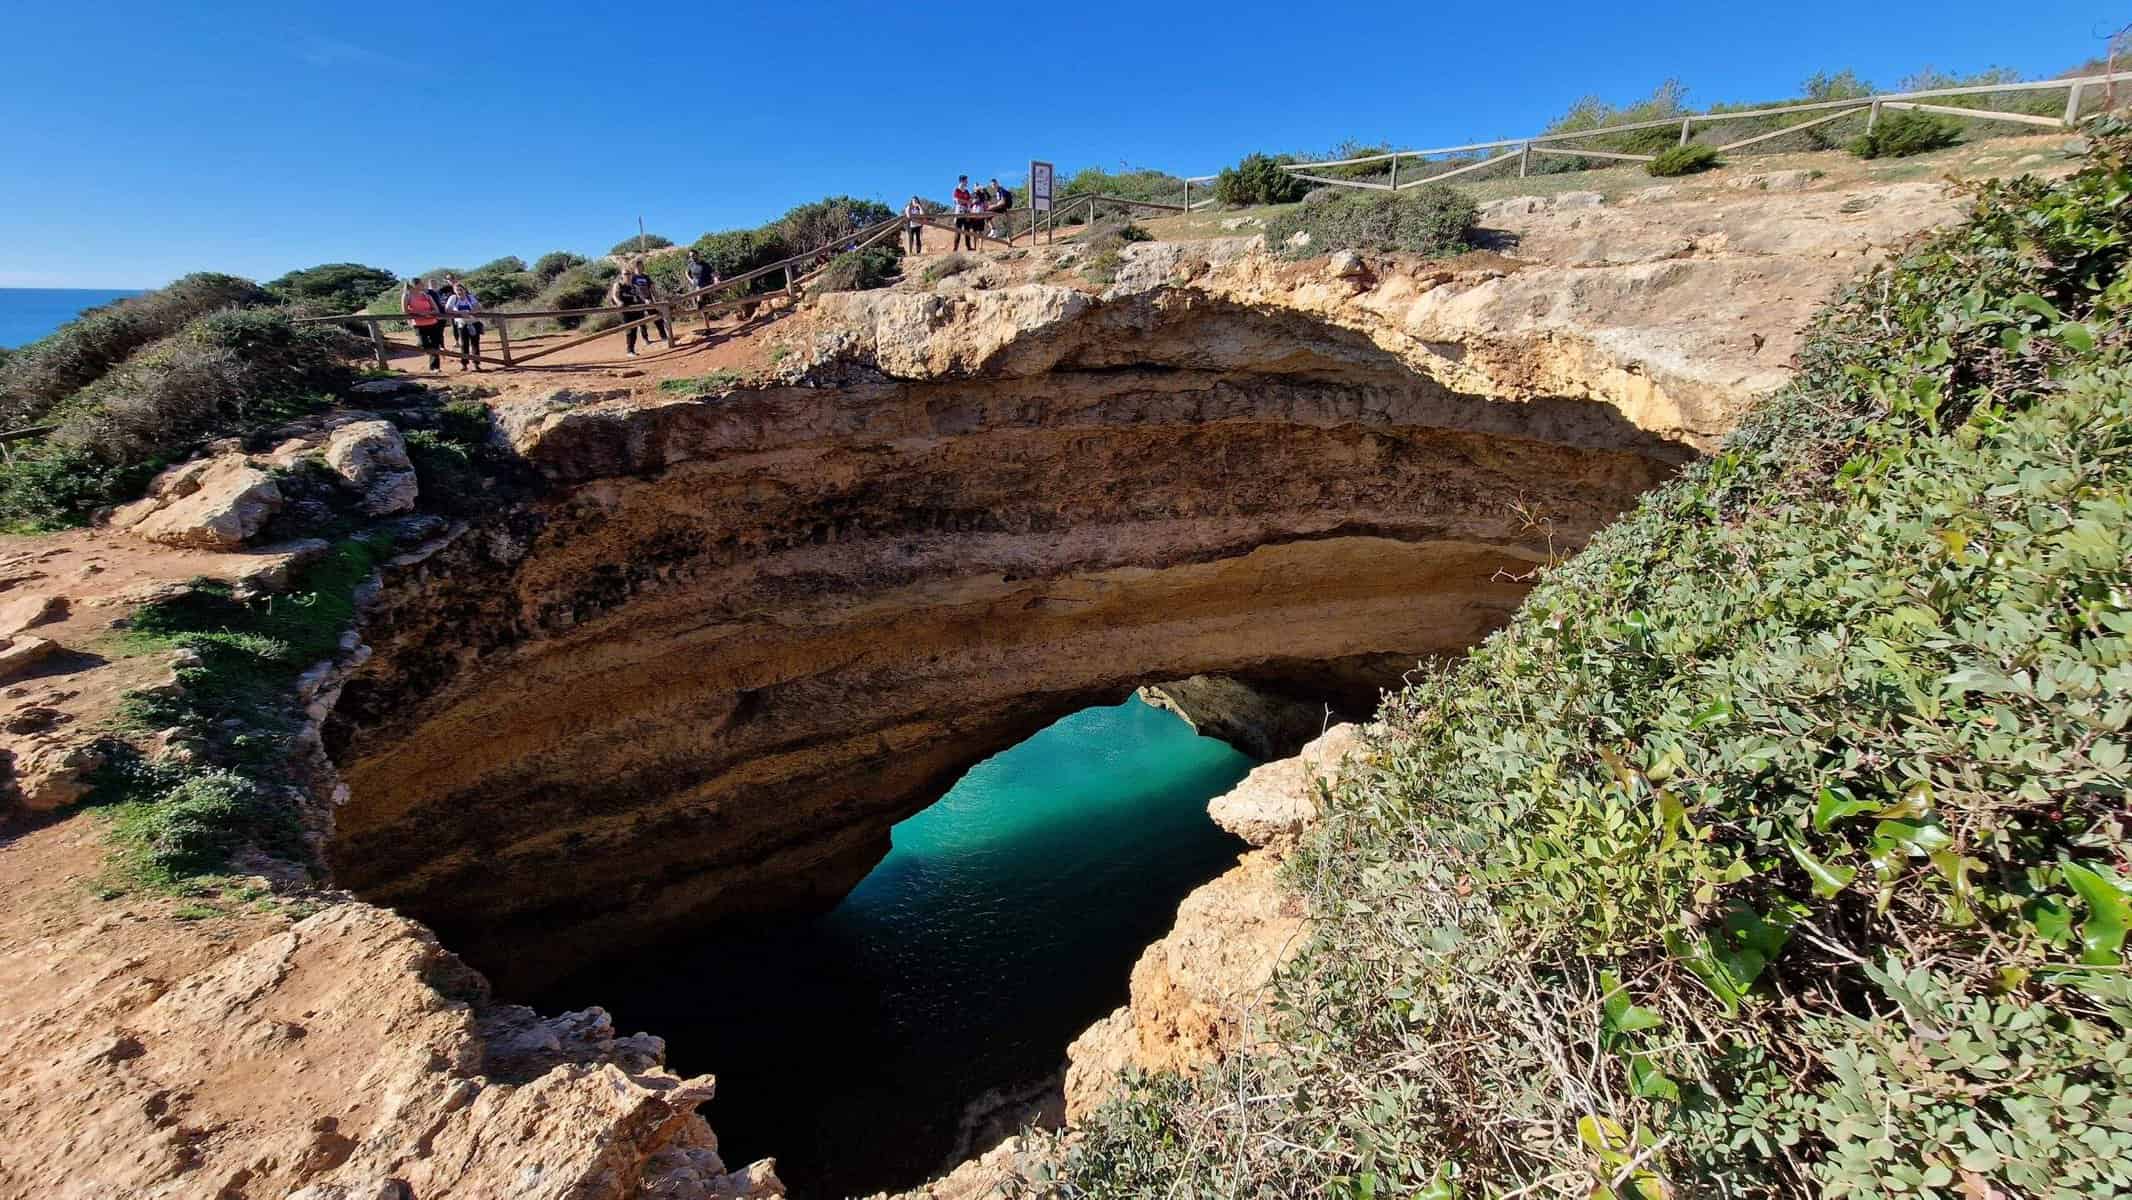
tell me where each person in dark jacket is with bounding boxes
[608,259,670,357]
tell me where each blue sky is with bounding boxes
[0,0,2118,289]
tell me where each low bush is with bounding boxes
[657,370,744,395]
[609,233,673,255]
[1214,152,1310,206]
[532,250,587,281]
[691,227,792,295]
[812,247,899,293]
[1058,123,2132,1200]
[526,261,621,329]
[1647,143,1722,176]
[265,263,397,316]
[1262,183,1477,260]
[0,272,270,426]
[1059,166,1187,206]
[922,253,975,284]
[1850,109,1964,158]
[772,196,896,257]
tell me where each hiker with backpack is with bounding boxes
[402,279,445,372]
[684,249,717,333]
[607,259,670,357]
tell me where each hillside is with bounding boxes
[1047,123,2132,1200]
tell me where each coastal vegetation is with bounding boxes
[1264,184,1477,259]
[1058,124,2132,1200]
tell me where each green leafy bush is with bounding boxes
[0,272,269,426]
[1850,110,1964,158]
[609,233,673,255]
[526,261,620,329]
[1534,79,1690,173]
[772,196,896,256]
[811,247,899,293]
[1262,183,1477,260]
[532,250,587,281]
[265,263,397,316]
[690,227,792,296]
[1059,166,1187,206]
[1058,122,2132,1200]
[1214,152,1310,206]
[1647,143,1722,176]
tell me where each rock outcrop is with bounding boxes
[110,454,284,549]
[1063,725,1359,1121]
[324,420,420,516]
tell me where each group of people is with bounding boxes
[904,175,1014,253]
[399,277,484,372]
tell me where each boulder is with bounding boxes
[1208,723,1361,846]
[0,636,58,682]
[0,592,65,637]
[324,420,419,515]
[350,378,425,400]
[110,456,283,549]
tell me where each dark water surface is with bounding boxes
[537,697,1254,1197]
[0,287,142,348]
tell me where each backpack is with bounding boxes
[996,187,1013,208]
[614,279,642,305]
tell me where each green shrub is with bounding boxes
[1533,79,1691,173]
[690,227,792,295]
[1262,183,1477,260]
[56,309,354,472]
[1647,143,1722,176]
[1213,152,1310,206]
[609,233,673,255]
[773,196,896,257]
[0,444,144,531]
[459,268,538,306]
[532,250,587,281]
[1076,222,1154,285]
[1060,166,1187,206]
[657,371,743,395]
[1849,110,1964,158]
[812,247,899,293]
[1057,122,2132,1200]
[265,263,397,316]
[0,272,270,426]
[923,253,976,284]
[529,261,621,329]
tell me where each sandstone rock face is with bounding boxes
[110,454,284,549]
[324,176,1971,990]
[1063,724,1361,1121]
[0,884,781,1200]
[1138,674,1335,761]
[325,420,420,515]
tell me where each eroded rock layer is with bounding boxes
[326,287,1688,992]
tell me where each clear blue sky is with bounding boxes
[0,0,2119,289]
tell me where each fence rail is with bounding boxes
[1270,71,2132,189]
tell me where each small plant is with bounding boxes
[1646,143,1722,176]
[923,253,976,284]
[812,247,899,293]
[1262,183,1477,260]
[1214,153,1310,206]
[1848,110,1963,159]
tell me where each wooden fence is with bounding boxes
[1272,71,2132,193]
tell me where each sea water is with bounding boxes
[0,287,142,349]
[537,696,1255,1197]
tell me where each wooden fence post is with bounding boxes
[367,319,387,369]
[1388,153,1399,190]
[1867,100,1881,132]
[1182,178,1189,213]
[1518,142,1531,177]
[496,314,514,367]
[1679,117,1693,146]
[2065,80,2085,126]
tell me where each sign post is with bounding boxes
[1030,159,1055,244]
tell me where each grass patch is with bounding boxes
[658,371,744,395]
[1057,121,2132,1200]
[922,253,977,284]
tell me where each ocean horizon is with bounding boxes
[0,287,145,350]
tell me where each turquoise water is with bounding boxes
[538,696,1255,1197]
[0,287,143,349]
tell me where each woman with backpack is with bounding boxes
[445,282,484,371]
[402,279,445,372]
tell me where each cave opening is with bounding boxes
[530,694,1255,1199]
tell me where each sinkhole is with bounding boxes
[531,695,1255,1198]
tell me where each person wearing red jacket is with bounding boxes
[402,278,445,371]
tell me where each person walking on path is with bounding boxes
[952,176,976,251]
[684,249,716,334]
[403,279,445,372]
[986,177,1013,243]
[904,196,926,254]
[608,259,670,357]
[445,282,484,371]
